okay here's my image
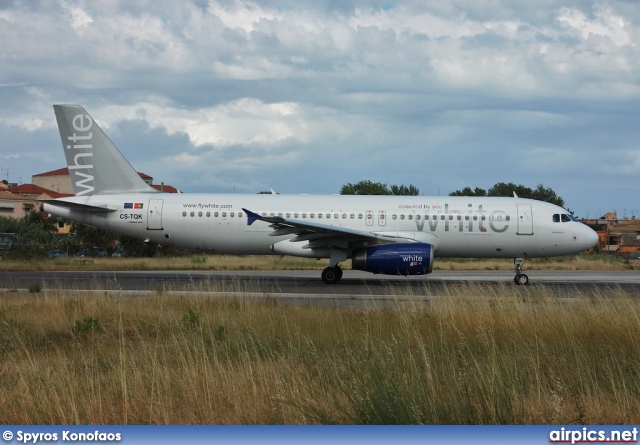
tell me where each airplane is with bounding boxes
[42,104,599,285]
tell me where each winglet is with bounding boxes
[243,208,262,226]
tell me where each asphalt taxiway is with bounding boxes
[0,270,638,302]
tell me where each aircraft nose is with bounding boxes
[585,227,599,249]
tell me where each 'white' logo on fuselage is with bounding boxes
[66,113,94,196]
[413,203,509,233]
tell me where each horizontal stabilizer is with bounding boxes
[40,199,117,213]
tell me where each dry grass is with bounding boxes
[1,281,639,424]
[1,253,638,272]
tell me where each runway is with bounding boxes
[0,270,638,303]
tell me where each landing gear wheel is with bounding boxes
[322,266,341,284]
[513,256,528,285]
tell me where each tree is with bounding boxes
[71,223,116,249]
[449,182,565,207]
[340,180,420,195]
[449,186,486,197]
[529,184,564,208]
[71,223,163,257]
[340,180,391,195]
[0,212,55,245]
[390,184,421,196]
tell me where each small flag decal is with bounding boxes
[124,203,144,209]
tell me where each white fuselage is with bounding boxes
[44,194,598,259]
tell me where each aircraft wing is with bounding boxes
[243,208,417,250]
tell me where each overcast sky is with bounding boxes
[1,0,639,218]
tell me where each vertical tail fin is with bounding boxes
[53,104,158,196]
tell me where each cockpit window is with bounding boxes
[555,213,577,223]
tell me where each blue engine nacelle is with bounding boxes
[352,242,434,276]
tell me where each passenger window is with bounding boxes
[310,213,315,218]
[198,212,202,217]
[318,213,323,218]
[182,211,187,217]
[214,212,219,217]
[400,215,405,220]
[206,212,211,217]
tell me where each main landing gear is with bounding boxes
[513,257,529,285]
[322,250,347,284]
[322,266,343,284]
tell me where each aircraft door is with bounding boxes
[378,211,386,226]
[366,210,374,226]
[147,199,164,230]
[516,204,533,235]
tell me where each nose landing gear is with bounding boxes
[514,257,529,285]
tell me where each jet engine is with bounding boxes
[352,242,434,276]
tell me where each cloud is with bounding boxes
[94,98,359,148]
[0,0,639,216]
[59,0,93,35]
[558,5,632,47]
